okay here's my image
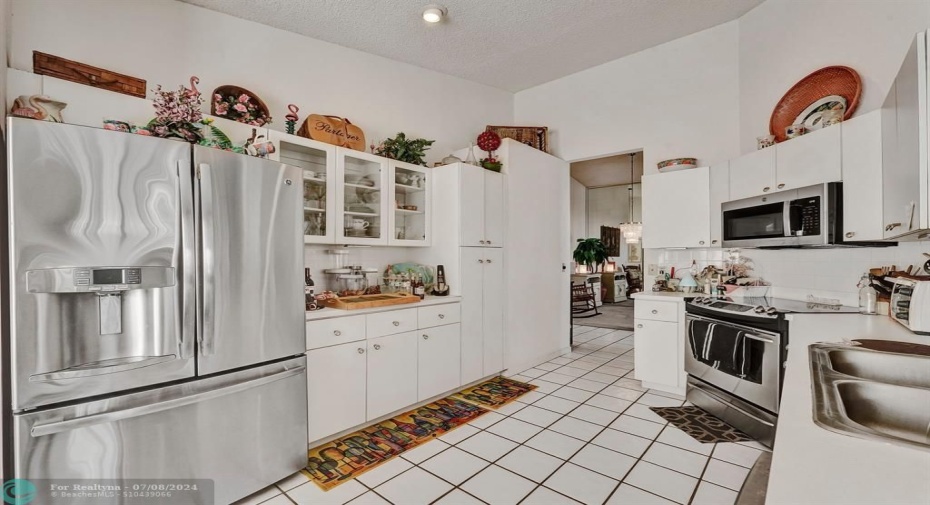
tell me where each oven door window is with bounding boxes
[687,318,764,384]
[723,202,785,240]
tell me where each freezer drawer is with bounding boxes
[14,357,308,505]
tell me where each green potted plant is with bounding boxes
[573,238,609,273]
[375,132,435,166]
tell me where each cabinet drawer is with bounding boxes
[634,300,679,323]
[418,303,461,329]
[306,315,366,350]
[367,308,418,338]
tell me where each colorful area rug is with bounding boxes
[303,376,537,491]
[650,406,753,443]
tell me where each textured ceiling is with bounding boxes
[178,0,762,91]
[571,152,643,188]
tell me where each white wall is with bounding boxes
[570,177,586,247]
[8,0,513,165]
[514,20,741,171]
[738,0,930,153]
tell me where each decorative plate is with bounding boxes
[769,66,860,142]
[657,158,697,172]
[793,95,847,130]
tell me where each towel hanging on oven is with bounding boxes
[688,319,764,384]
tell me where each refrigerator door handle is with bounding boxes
[198,162,216,356]
[30,363,306,437]
[177,161,196,359]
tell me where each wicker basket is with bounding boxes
[769,66,861,142]
[211,85,271,126]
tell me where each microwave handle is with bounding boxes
[783,202,793,237]
[785,202,802,236]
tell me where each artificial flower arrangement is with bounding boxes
[476,130,503,172]
[212,86,272,127]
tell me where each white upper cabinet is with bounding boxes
[336,149,390,245]
[388,160,431,246]
[729,147,777,200]
[841,111,885,241]
[274,134,338,245]
[460,164,503,247]
[775,125,842,190]
[708,162,729,247]
[642,167,712,249]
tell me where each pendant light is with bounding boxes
[618,153,642,243]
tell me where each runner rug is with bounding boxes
[302,376,537,491]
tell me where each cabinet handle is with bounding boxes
[479,240,486,244]
[845,232,855,238]
[885,223,902,232]
[438,314,445,319]
[777,183,785,189]
[373,344,381,350]
[392,321,400,326]
[763,187,770,193]
[422,334,429,340]
[651,310,658,314]
[334,330,342,336]
[478,259,485,264]
[637,324,644,329]
[712,240,718,244]
[699,241,705,245]
[357,348,365,354]
[486,240,492,245]
[486,259,493,264]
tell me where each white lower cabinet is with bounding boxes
[418,324,462,401]
[307,341,368,442]
[306,302,463,442]
[633,299,685,395]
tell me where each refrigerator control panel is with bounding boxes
[26,266,175,293]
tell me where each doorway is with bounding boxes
[569,151,643,330]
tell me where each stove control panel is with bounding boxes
[689,297,780,318]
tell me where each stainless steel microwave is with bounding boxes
[721,182,888,248]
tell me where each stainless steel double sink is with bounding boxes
[809,343,930,450]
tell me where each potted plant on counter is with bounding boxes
[573,238,610,273]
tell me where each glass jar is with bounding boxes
[857,274,877,315]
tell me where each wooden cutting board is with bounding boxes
[320,292,420,310]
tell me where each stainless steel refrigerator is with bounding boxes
[3,118,308,504]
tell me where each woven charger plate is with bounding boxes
[769,66,861,142]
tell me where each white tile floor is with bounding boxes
[235,326,769,505]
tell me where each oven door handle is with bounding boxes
[690,380,776,427]
[744,333,775,344]
[685,314,782,341]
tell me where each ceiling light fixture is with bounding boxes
[422,4,447,23]
[618,153,643,243]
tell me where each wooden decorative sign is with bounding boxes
[33,51,146,98]
[486,125,549,153]
[298,114,366,151]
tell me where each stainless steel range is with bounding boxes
[684,296,857,447]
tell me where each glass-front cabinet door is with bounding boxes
[276,135,337,244]
[336,149,389,245]
[389,161,431,246]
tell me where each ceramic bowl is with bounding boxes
[657,158,697,172]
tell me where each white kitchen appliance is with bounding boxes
[889,278,930,334]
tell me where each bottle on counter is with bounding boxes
[858,273,877,315]
[413,274,426,299]
[305,268,317,311]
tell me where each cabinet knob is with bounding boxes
[373,344,381,350]
[422,334,429,340]
[651,309,658,314]
[699,241,705,245]
[777,183,785,189]
[357,348,365,354]
[845,232,855,238]
[478,259,485,264]
[486,259,493,264]
[637,324,644,329]
[392,321,400,326]
[438,314,445,319]
[763,187,770,192]
[334,330,342,336]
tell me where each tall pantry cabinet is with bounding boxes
[427,163,506,383]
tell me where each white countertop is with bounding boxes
[306,296,462,321]
[631,291,694,302]
[767,313,930,505]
